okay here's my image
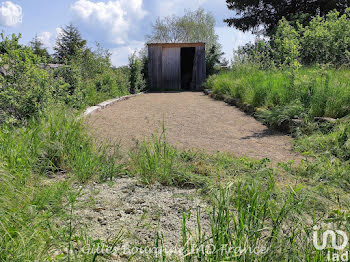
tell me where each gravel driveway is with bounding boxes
[86,92,299,162]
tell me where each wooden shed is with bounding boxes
[147,43,206,91]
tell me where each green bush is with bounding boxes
[0,34,54,125]
[233,39,275,69]
[301,9,350,66]
[128,52,146,94]
[273,18,301,67]
[233,9,350,68]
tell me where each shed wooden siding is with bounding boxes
[148,45,162,90]
[148,43,206,91]
[162,47,181,90]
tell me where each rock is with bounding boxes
[203,89,212,95]
[97,216,107,225]
[133,199,145,205]
[93,207,105,212]
[314,117,337,123]
[110,254,119,260]
[291,119,304,126]
[124,207,135,214]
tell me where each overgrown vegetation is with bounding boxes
[0,26,128,260]
[206,66,350,120]
[1,3,350,261]
[193,8,350,262]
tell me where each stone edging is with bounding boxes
[83,92,144,117]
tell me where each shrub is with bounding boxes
[235,9,350,68]
[301,9,350,66]
[128,52,146,94]
[0,34,54,125]
[272,18,301,68]
[233,39,275,69]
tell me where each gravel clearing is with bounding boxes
[86,92,299,162]
[74,177,210,259]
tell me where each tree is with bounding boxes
[224,0,349,36]
[206,44,224,76]
[147,8,219,48]
[128,52,145,94]
[146,8,224,75]
[29,35,51,60]
[54,24,87,63]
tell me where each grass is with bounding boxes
[206,66,350,121]
[0,106,123,260]
[2,107,349,261]
[1,65,350,260]
[125,129,350,261]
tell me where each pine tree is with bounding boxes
[29,35,51,60]
[54,24,87,63]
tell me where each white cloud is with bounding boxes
[71,0,147,45]
[37,32,52,48]
[68,0,255,67]
[110,40,145,67]
[216,26,255,62]
[56,27,64,38]
[156,0,206,17]
[35,28,65,53]
[0,1,22,27]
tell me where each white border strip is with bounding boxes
[83,93,144,117]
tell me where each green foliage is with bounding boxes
[295,119,350,161]
[0,106,123,260]
[128,52,146,94]
[233,39,275,69]
[29,35,51,61]
[258,101,306,129]
[129,129,179,185]
[272,9,350,67]
[147,8,224,73]
[0,32,130,123]
[273,18,302,67]
[0,106,123,182]
[301,9,350,66]
[0,34,54,125]
[225,0,350,36]
[206,44,224,76]
[54,24,87,63]
[182,178,308,261]
[234,9,350,68]
[207,66,350,119]
[147,8,219,47]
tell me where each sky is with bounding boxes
[0,0,256,66]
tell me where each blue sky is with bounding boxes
[0,0,255,66]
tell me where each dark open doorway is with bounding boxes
[181,47,195,90]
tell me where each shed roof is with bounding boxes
[147,42,205,48]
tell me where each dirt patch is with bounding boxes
[86,92,299,162]
[74,177,209,253]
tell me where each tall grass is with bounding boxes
[180,178,332,261]
[206,66,350,119]
[129,127,209,187]
[0,106,123,260]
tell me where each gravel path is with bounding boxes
[86,92,299,162]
